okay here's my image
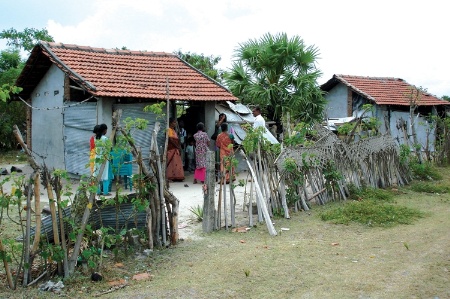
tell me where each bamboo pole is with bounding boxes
[152,126,167,246]
[161,78,170,185]
[230,182,235,228]
[202,151,216,233]
[43,167,62,275]
[216,170,223,230]
[54,175,69,277]
[0,239,14,289]
[248,175,254,227]
[31,173,41,253]
[223,166,228,230]
[22,174,33,286]
[279,179,290,219]
[241,150,277,236]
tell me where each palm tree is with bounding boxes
[224,32,326,127]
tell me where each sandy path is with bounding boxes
[0,163,252,240]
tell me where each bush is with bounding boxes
[410,182,449,194]
[410,162,442,180]
[347,186,394,202]
[319,200,425,227]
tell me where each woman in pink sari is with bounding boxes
[166,117,185,182]
[193,122,210,184]
[215,122,235,184]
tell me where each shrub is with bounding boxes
[410,182,449,194]
[347,186,394,202]
[410,162,442,180]
[319,200,425,227]
[189,205,203,222]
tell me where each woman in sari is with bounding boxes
[193,122,210,184]
[89,124,100,174]
[166,117,185,182]
[93,124,112,195]
[215,122,235,184]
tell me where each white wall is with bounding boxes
[325,83,348,118]
[380,108,436,151]
[97,97,113,129]
[31,65,65,170]
[205,101,216,151]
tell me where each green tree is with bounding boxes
[175,50,222,82]
[224,32,326,127]
[442,95,450,101]
[0,27,54,150]
[0,27,53,52]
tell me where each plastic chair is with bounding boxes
[111,150,133,190]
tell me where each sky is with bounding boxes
[1,0,449,97]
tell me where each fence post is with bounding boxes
[203,150,216,232]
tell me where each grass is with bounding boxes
[410,162,443,180]
[319,200,425,227]
[409,181,450,194]
[188,205,203,222]
[0,150,27,165]
[320,185,425,227]
[347,185,395,202]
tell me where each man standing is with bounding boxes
[252,106,266,128]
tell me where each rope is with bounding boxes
[18,95,96,111]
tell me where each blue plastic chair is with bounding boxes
[111,150,133,190]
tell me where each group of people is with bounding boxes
[166,118,217,184]
[89,106,265,191]
[166,105,265,185]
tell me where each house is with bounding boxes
[15,41,238,175]
[321,74,448,148]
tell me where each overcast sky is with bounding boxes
[1,0,449,97]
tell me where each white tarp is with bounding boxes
[215,102,279,144]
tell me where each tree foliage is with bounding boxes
[224,32,326,125]
[0,27,53,52]
[175,50,222,82]
[0,27,54,150]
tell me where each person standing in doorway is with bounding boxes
[185,137,196,173]
[193,122,210,184]
[252,106,266,128]
[215,122,235,184]
[178,119,187,169]
[166,117,185,182]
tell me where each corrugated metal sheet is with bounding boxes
[113,103,167,173]
[215,104,279,145]
[63,102,97,176]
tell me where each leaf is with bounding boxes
[87,202,93,209]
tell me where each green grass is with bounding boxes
[409,181,449,194]
[410,162,442,180]
[319,200,425,227]
[188,205,203,222]
[0,150,27,164]
[347,185,395,202]
[320,186,425,227]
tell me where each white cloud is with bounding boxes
[24,0,448,97]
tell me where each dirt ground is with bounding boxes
[0,162,252,239]
[1,162,449,298]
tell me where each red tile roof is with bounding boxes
[321,74,447,106]
[16,42,238,101]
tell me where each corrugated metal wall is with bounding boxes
[63,102,97,176]
[63,102,166,176]
[113,103,167,174]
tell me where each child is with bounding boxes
[186,137,196,172]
